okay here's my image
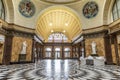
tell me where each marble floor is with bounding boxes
[0,60,120,80]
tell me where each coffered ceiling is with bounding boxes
[36,7,82,42]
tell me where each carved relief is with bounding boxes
[83,1,98,19]
[19,0,35,17]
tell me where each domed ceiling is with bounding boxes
[40,0,81,4]
[36,7,82,42]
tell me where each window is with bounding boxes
[112,0,120,21]
[45,47,52,57]
[64,48,71,58]
[48,32,68,42]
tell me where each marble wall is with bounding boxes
[11,37,33,62]
[0,43,4,64]
[0,35,5,64]
[85,37,105,57]
[117,35,120,64]
[111,44,117,64]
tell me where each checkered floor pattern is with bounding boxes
[0,60,120,80]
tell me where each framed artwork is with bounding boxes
[83,1,98,19]
[19,0,35,17]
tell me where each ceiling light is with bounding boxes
[65,23,68,26]
[63,30,66,33]
[49,23,52,26]
[51,30,54,32]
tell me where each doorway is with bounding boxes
[64,47,71,58]
[45,47,52,58]
[54,47,61,59]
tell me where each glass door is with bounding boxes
[64,48,71,58]
[45,47,52,58]
[54,47,61,59]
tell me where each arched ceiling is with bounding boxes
[40,0,81,4]
[36,6,82,42]
[103,0,114,25]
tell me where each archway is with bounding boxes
[35,5,82,42]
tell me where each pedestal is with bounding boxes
[19,54,26,62]
[83,56,105,66]
[86,59,94,65]
[80,58,86,65]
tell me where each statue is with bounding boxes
[91,41,96,54]
[20,41,27,54]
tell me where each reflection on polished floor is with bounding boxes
[0,60,120,80]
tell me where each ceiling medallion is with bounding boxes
[19,0,35,17]
[83,1,98,19]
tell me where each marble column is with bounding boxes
[3,34,13,65]
[104,35,113,64]
[62,46,64,59]
[113,35,120,65]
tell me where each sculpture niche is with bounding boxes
[19,41,27,62]
[20,41,27,54]
[91,41,98,56]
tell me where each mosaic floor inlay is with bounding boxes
[0,60,120,80]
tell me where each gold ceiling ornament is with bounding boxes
[35,6,82,42]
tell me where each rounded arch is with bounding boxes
[47,32,68,42]
[35,5,82,42]
[46,29,70,40]
[35,5,82,24]
[103,0,115,24]
[0,0,5,20]
[3,0,14,22]
[45,47,52,51]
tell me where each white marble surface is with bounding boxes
[0,60,120,80]
[80,56,105,66]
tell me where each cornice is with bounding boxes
[109,19,120,34]
[8,23,35,34]
[0,19,35,34]
[82,25,108,34]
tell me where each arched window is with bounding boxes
[45,47,52,57]
[0,0,5,20]
[112,0,120,21]
[64,47,71,58]
[48,32,68,42]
